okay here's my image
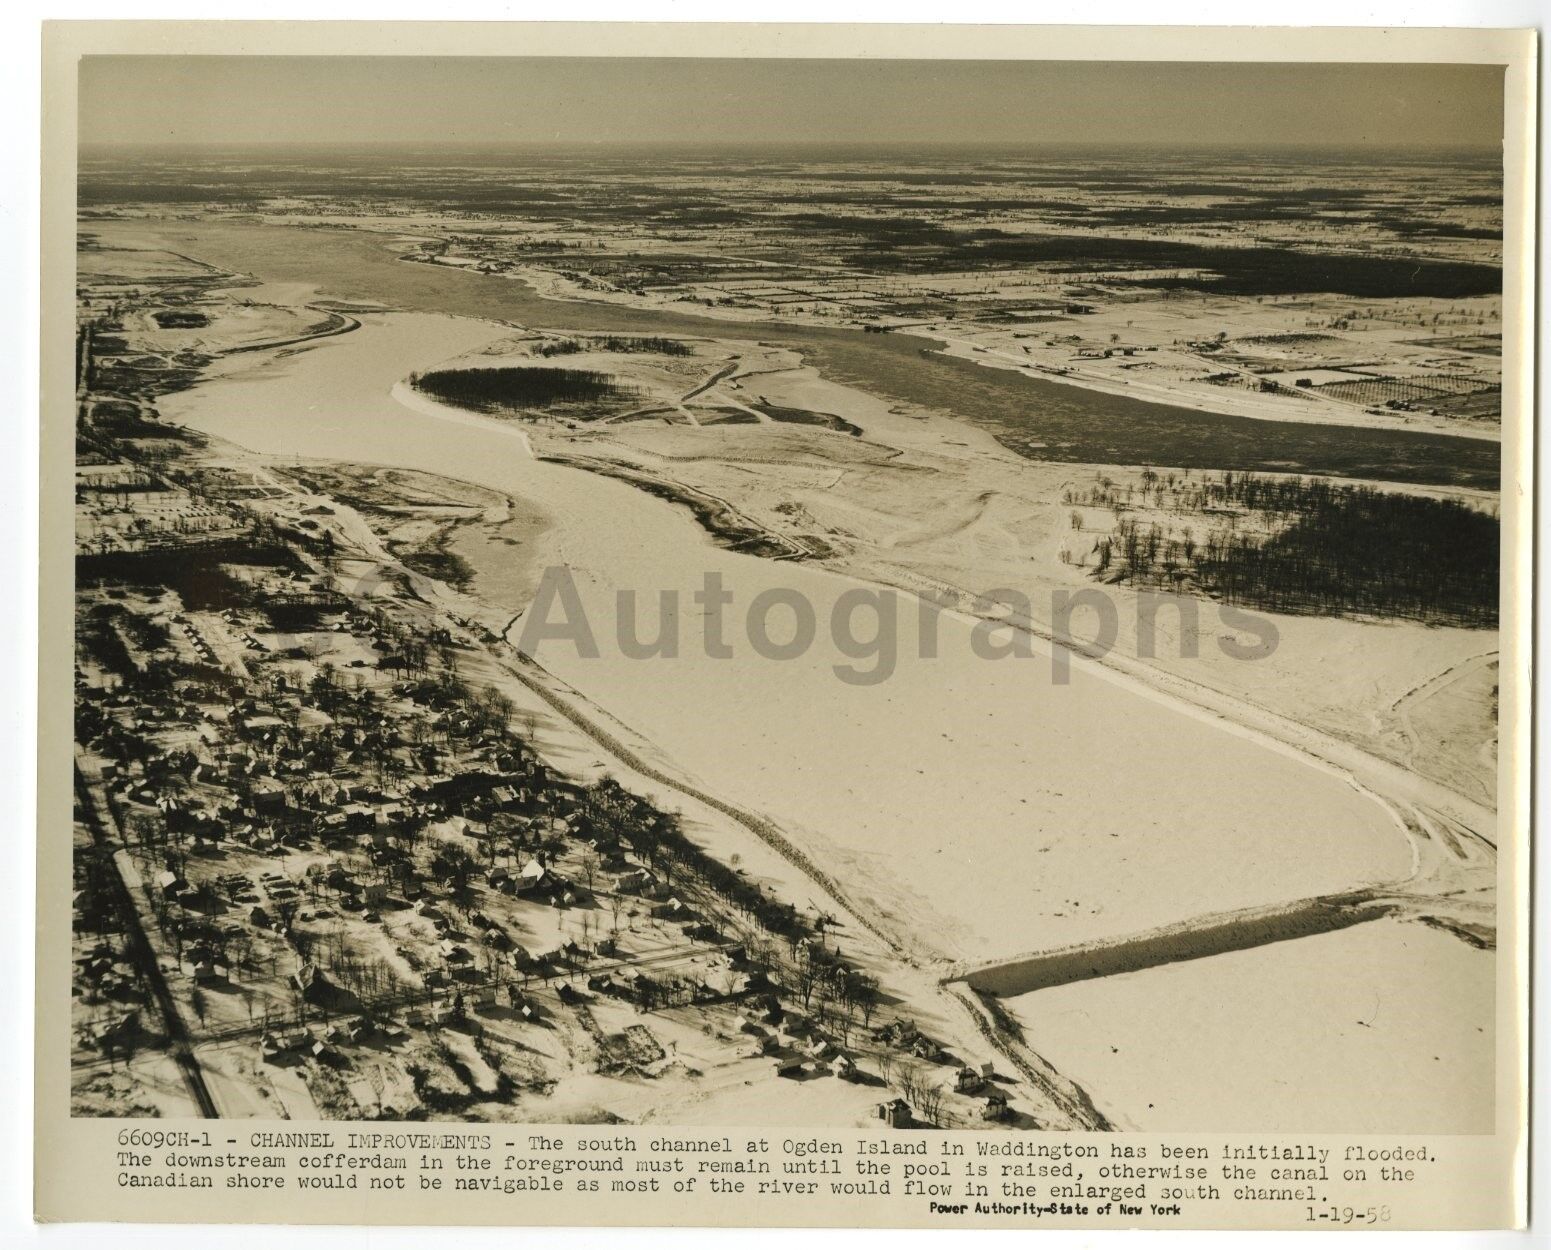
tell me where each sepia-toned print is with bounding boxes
[64,47,1518,1154]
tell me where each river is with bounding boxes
[99,217,1500,488]
[153,291,1414,966]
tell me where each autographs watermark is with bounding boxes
[506,566,1279,686]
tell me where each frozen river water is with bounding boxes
[160,305,1413,964]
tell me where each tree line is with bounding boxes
[1071,469,1498,627]
[533,336,692,357]
[408,366,640,414]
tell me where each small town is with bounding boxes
[69,248,1040,1130]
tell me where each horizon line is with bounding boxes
[79,137,1504,152]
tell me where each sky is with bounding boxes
[79,57,1505,149]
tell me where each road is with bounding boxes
[74,762,219,1118]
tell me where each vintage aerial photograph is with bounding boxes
[69,56,1506,1134]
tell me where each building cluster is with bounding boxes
[69,234,1027,1128]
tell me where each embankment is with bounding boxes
[956,890,1394,997]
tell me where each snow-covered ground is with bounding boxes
[161,310,1414,966]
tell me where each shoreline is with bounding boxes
[469,251,1500,444]
[916,334,1503,444]
[412,243,1507,486]
[223,305,363,356]
[97,216,1503,490]
[148,226,1499,850]
[228,379,1494,1134]
[177,427,1082,1123]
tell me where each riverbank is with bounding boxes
[154,299,1420,969]
[507,255,1501,444]
[89,217,1503,489]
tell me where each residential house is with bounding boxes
[955,1066,985,1095]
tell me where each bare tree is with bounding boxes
[917,1079,946,1127]
[794,946,825,1012]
